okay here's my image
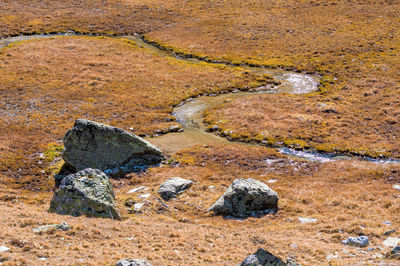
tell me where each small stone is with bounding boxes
[290,243,298,249]
[342,236,369,247]
[133,203,145,212]
[326,254,339,261]
[33,222,70,234]
[139,194,151,199]
[268,179,278,183]
[239,248,286,266]
[127,186,147,194]
[390,246,400,258]
[383,237,400,248]
[208,186,215,190]
[383,220,392,225]
[298,217,317,224]
[0,246,10,253]
[393,184,400,190]
[115,258,152,266]
[158,177,193,200]
[383,229,396,236]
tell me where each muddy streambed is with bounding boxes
[1,33,399,164]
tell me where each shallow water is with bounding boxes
[1,33,398,164]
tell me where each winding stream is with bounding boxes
[1,33,399,164]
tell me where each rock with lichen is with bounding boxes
[49,168,121,220]
[62,119,163,176]
[208,178,278,217]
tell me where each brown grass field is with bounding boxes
[1,0,400,265]
[1,144,400,265]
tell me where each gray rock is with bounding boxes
[62,119,163,175]
[383,229,396,236]
[342,236,369,247]
[208,178,278,217]
[49,168,121,220]
[33,222,71,234]
[239,248,286,266]
[390,246,400,258]
[115,259,152,266]
[158,177,193,200]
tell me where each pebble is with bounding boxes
[383,237,400,248]
[383,220,392,225]
[0,246,10,253]
[128,186,147,194]
[133,203,145,212]
[393,184,400,190]
[139,193,151,198]
[383,229,396,236]
[298,217,317,224]
[267,179,278,183]
[326,254,339,261]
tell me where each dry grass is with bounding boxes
[1,0,399,157]
[0,36,264,190]
[1,0,400,264]
[204,92,400,158]
[0,144,399,265]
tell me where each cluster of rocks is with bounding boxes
[115,248,297,266]
[49,119,164,220]
[43,119,344,265]
[49,119,281,221]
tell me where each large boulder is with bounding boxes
[49,168,121,220]
[157,177,193,200]
[208,178,278,217]
[239,248,286,266]
[62,119,163,174]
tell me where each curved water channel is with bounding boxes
[1,33,399,164]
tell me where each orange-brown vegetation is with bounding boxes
[1,0,399,157]
[204,91,400,158]
[0,36,265,190]
[1,144,399,265]
[142,0,400,158]
[1,0,400,264]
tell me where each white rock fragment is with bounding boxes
[133,203,145,212]
[298,217,317,224]
[393,184,400,190]
[139,193,151,199]
[0,246,10,253]
[128,186,147,194]
[267,179,278,183]
[383,237,400,248]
